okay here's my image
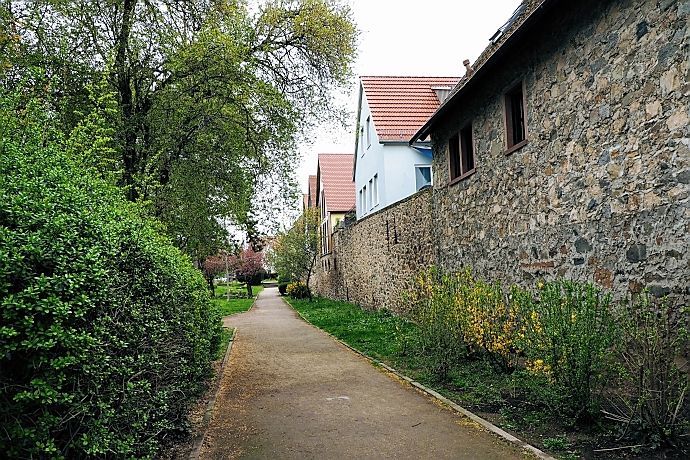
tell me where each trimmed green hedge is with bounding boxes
[0,104,222,457]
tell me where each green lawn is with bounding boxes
[213,282,264,316]
[287,297,424,371]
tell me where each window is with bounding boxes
[448,133,461,180]
[505,82,526,151]
[415,166,432,190]
[373,174,379,206]
[362,185,367,213]
[358,189,363,214]
[448,124,475,182]
[460,124,475,173]
[367,179,373,210]
[366,116,371,148]
[359,127,365,156]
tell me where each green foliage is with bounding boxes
[606,295,689,446]
[542,435,572,451]
[519,280,617,417]
[407,269,619,417]
[405,268,467,380]
[0,97,221,458]
[271,208,320,284]
[287,281,311,299]
[4,0,358,259]
[278,282,289,295]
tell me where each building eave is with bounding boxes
[409,0,553,145]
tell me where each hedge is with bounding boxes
[0,103,222,458]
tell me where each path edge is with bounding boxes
[189,327,237,460]
[283,296,555,460]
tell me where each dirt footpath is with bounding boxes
[200,288,528,459]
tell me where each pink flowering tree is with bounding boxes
[230,248,265,297]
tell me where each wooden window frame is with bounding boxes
[503,80,528,155]
[448,123,476,186]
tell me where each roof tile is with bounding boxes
[317,154,355,212]
[361,76,461,142]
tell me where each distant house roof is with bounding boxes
[360,76,461,143]
[316,154,355,213]
[308,175,317,208]
[411,0,549,143]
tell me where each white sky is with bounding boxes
[295,0,523,196]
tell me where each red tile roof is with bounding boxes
[308,175,317,208]
[361,76,461,142]
[317,154,355,213]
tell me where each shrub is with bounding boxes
[605,294,689,446]
[0,100,222,457]
[278,282,289,295]
[407,268,618,417]
[287,281,310,299]
[406,269,468,380]
[520,281,617,417]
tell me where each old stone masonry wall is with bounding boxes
[430,0,689,301]
[313,0,689,308]
[311,190,433,312]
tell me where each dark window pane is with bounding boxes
[460,125,474,173]
[506,84,526,148]
[449,133,461,180]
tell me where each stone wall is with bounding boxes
[312,0,688,309]
[430,0,689,300]
[311,189,433,312]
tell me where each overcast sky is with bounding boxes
[295,0,523,195]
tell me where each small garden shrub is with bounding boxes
[606,294,689,446]
[278,283,289,295]
[287,281,311,299]
[407,268,618,417]
[406,269,468,380]
[519,280,617,417]
[277,276,290,295]
[0,99,222,458]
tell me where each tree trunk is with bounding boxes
[246,282,252,298]
[114,0,139,201]
[305,252,316,301]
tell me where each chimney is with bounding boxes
[463,59,474,77]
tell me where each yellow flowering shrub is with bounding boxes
[286,281,310,299]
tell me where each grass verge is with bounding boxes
[215,327,234,360]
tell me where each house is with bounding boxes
[409,0,688,298]
[353,76,460,218]
[315,154,355,258]
[303,174,317,211]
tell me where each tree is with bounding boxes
[230,248,265,298]
[270,207,319,296]
[202,252,228,293]
[2,0,357,262]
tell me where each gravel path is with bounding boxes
[200,288,527,459]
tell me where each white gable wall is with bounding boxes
[354,89,433,219]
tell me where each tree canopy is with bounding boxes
[270,207,319,286]
[2,0,357,263]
